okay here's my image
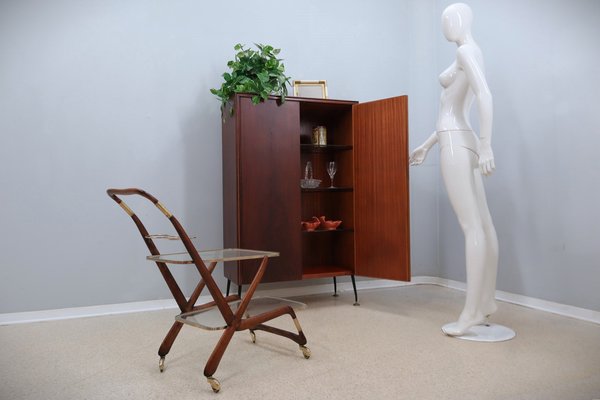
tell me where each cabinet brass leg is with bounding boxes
[159,356,165,372]
[351,275,360,306]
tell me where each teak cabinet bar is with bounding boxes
[222,93,410,290]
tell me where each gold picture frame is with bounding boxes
[293,80,328,99]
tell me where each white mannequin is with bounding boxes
[410,3,501,337]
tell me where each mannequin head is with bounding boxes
[441,3,473,43]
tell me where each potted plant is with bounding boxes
[210,43,291,113]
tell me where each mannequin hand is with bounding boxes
[409,145,430,166]
[478,143,495,176]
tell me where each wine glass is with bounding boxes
[327,161,337,188]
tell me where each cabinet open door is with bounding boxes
[353,96,411,281]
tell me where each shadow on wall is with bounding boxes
[491,180,524,297]
[179,86,226,293]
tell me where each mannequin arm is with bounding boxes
[409,132,438,166]
[457,46,495,175]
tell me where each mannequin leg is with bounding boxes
[473,169,499,316]
[440,146,490,336]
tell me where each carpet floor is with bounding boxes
[1,284,599,400]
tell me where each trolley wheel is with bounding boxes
[207,376,221,393]
[300,345,311,359]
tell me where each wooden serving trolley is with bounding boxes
[107,188,310,393]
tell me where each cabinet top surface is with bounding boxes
[234,93,357,106]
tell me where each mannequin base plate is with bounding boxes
[442,323,516,342]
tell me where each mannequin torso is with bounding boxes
[437,57,477,133]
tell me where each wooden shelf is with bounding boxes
[300,144,353,152]
[301,187,353,193]
[301,228,354,234]
[302,265,353,279]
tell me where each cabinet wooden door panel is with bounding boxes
[353,96,411,281]
[237,96,303,283]
[239,97,302,283]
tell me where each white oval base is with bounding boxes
[442,323,516,342]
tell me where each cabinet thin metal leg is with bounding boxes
[351,275,360,306]
[333,277,339,297]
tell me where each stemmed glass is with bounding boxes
[327,161,337,188]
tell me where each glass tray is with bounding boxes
[147,248,279,265]
[176,297,307,331]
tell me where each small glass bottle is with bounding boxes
[304,161,313,180]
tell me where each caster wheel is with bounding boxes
[207,376,221,393]
[249,330,256,343]
[158,357,165,372]
[300,345,311,359]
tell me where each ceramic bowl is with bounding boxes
[318,216,342,230]
[301,217,321,231]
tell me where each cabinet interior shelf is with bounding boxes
[300,144,353,152]
[301,187,353,193]
[302,265,353,279]
[301,228,354,234]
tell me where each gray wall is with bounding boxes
[1,0,598,314]
[434,0,600,311]
[0,0,435,313]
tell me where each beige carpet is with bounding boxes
[1,285,599,400]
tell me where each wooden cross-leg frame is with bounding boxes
[157,261,241,372]
[203,256,309,393]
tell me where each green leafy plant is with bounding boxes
[210,43,291,112]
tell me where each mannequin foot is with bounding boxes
[482,301,498,318]
[442,314,487,336]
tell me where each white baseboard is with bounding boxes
[405,276,600,325]
[0,299,179,326]
[1,276,598,326]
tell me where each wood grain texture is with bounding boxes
[353,96,411,281]
[237,95,302,283]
